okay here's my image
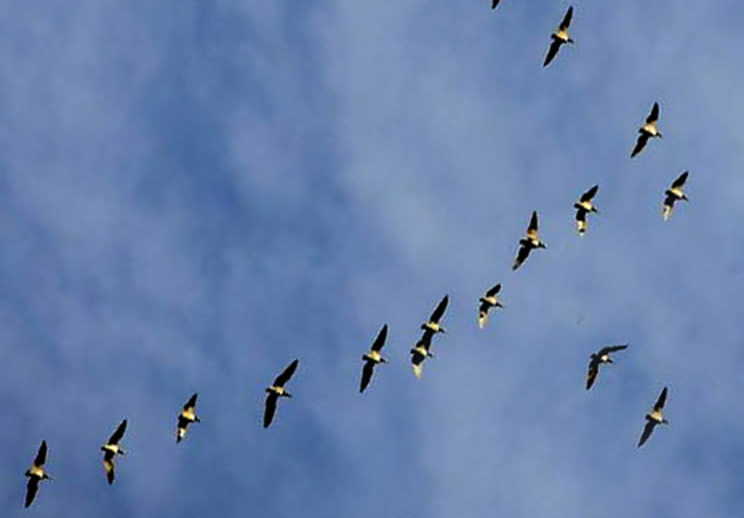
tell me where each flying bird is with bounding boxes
[631,102,662,158]
[410,333,434,379]
[24,440,52,508]
[264,359,299,428]
[574,185,599,235]
[360,324,389,393]
[176,393,201,443]
[101,419,127,485]
[638,386,669,447]
[586,344,628,390]
[543,6,574,67]
[513,211,547,271]
[421,295,449,335]
[478,283,504,329]
[662,171,689,221]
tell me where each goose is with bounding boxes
[586,344,628,390]
[24,440,52,508]
[264,359,299,428]
[513,211,547,271]
[360,324,389,393]
[663,171,689,221]
[421,295,449,334]
[176,393,200,443]
[543,6,574,67]
[410,333,434,379]
[574,185,599,235]
[101,419,127,485]
[478,283,504,329]
[631,102,662,158]
[638,386,669,447]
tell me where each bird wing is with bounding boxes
[108,419,127,445]
[104,457,115,485]
[580,185,599,202]
[263,392,279,428]
[371,324,388,352]
[560,5,573,30]
[274,359,299,387]
[543,39,562,67]
[671,171,689,190]
[184,393,198,412]
[586,361,599,390]
[478,307,489,329]
[512,243,531,271]
[25,477,40,508]
[527,211,539,236]
[598,344,628,356]
[638,420,656,447]
[630,133,649,158]
[647,102,660,123]
[34,440,48,467]
[654,387,668,411]
[486,283,502,297]
[360,361,375,393]
[492,0,500,8]
[429,295,449,323]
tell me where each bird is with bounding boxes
[360,324,389,393]
[491,0,501,8]
[586,344,628,390]
[478,283,504,329]
[410,333,434,379]
[574,185,599,235]
[663,171,689,221]
[638,386,669,447]
[263,359,299,428]
[24,440,52,508]
[513,211,547,271]
[421,295,449,335]
[543,6,574,67]
[101,419,127,485]
[176,393,200,443]
[631,102,662,158]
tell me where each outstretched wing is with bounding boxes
[429,295,449,324]
[586,360,599,390]
[654,387,668,411]
[263,392,279,428]
[25,477,40,508]
[492,0,500,8]
[512,243,531,271]
[543,39,561,67]
[274,359,299,387]
[486,284,502,297]
[580,185,599,202]
[671,171,689,190]
[630,133,649,158]
[360,361,375,393]
[371,324,388,352]
[559,5,573,30]
[646,102,660,123]
[598,344,628,356]
[183,393,198,412]
[104,456,116,485]
[638,421,656,447]
[34,440,48,467]
[527,211,539,236]
[108,419,127,445]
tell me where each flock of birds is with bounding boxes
[19,3,692,511]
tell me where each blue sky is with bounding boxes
[2,1,744,516]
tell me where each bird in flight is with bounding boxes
[638,386,669,447]
[410,333,434,379]
[24,440,52,508]
[264,359,299,428]
[574,185,599,235]
[662,171,689,221]
[631,102,662,158]
[513,211,547,271]
[477,283,504,329]
[421,295,449,336]
[360,324,389,393]
[585,344,628,390]
[543,6,574,67]
[176,393,201,443]
[101,419,127,485]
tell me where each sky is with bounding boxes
[2,1,744,516]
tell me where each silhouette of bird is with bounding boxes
[662,171,689,221]
[586,344,628,390]
[24,440,52,508]
[513,211,547,271]
[264,359,299,428]
[631,102,662,158]
[638,387,669,447]
[478,283,504,329]
[101,419,127,485]
[544,6,574,67]
[574,185,599,235]
[176,393,200,443]
[360,324,389,393]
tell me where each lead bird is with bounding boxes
[638,386,669,448]
[360,324,389,393]
[410,332,434,379]
[513,211,546,271]
[662,171,689,221]
[263,359,299,428]
[543,6,574,67]
[631,102,662,158]
[176,393,200,443]
[101,419,127,485]
[574,185,599,235]
[586,344,628,390]
[24,440,52,508]
[478,283,504,329]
